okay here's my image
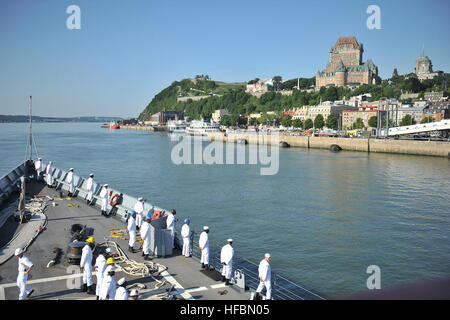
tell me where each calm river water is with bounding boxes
[1,122,449,296]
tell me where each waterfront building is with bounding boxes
[212,109,231,123]
[283,109,295,117]
[342,109,377,130]
[292,106,309,121]
[424,91,444,102]
[248,112,263,119]
[397,105,425,125]
[149,110,184,125]
[423,101,450,122]
[316,36,381,88]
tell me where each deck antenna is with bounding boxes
[24,95,39,162]
[28,95,33,160]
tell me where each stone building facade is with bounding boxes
[316,36,381,88]
[414,56,441,81]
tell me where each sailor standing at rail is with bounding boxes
[115,278,129,300]
[199,226,210,269]
[34,157,42,181]
[66,168,75,197]
[100,258,117,300]
[86,173,95,205]
[140,214,152,260]
[127,211,137,253]
[133,197,145,230]
[99,184,109,216]
[255,253,272,300]
[166,209,176,249]
[80,237,96,295]
[15,248,34,300]
[181,218,191,257]
[220,239,234,285]
[46,161,54,188]
[94,247,112,300]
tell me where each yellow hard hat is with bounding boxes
[86,237,95,244]
[106,257,115,265]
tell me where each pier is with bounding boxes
[208,132,450,158]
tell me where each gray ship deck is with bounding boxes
[0,181,249,300]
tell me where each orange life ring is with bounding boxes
[110,193,120,206]
[152,209,161,220]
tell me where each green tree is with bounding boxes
[368,116,378,128]
[281,115,292,128]
[322,86,338,102]
[353,118,364,129]
[421,116,433,124]
[248,117,258,126]
[325,114,338,129]
[304,119,313,130]
[399,114,416,126]
[292,118,303,129]
[220,116,232,127]
[314,114,325,129]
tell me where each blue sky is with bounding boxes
[0,0,449,118]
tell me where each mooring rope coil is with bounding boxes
[99,239,171,300]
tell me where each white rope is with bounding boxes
[99,239,171,300]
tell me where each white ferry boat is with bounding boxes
[167,119,188,133]
[186,120,221,136]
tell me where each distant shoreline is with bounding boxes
[0,115,124,123]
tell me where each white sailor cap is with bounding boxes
[203,226,209,231]
[265,253,271,258]
[15,248,23,256]
[227,238,233,242]
[38,157,42,160]
[104,184,109,187]
[69,168,74,171]
[130,289,139,297]
[138,197,143,201]
[89,173,94,177]
[117,277,126,286]
[105,247,112,254]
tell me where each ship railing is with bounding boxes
[183,230,325,300]
[0,161,28,207]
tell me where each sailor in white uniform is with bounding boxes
[86,173,95,205]
[129,289,139,300]
[99,184,109,216]
[115,278,129,300]
[34,158,42,181]
[181,218,191,257]
[140,214,152,260]
[220,239,234,285]
[80,237,96,295]
[166,209,176,249]
[66,168,75,197]
[127,211,137,253]
[133,197,145,229]
[94,247,112,299]
[100,258,116,300]
[256,253,272,300]
[199,226,210,269]
[15,248,34,300]
[46,161,54,187]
